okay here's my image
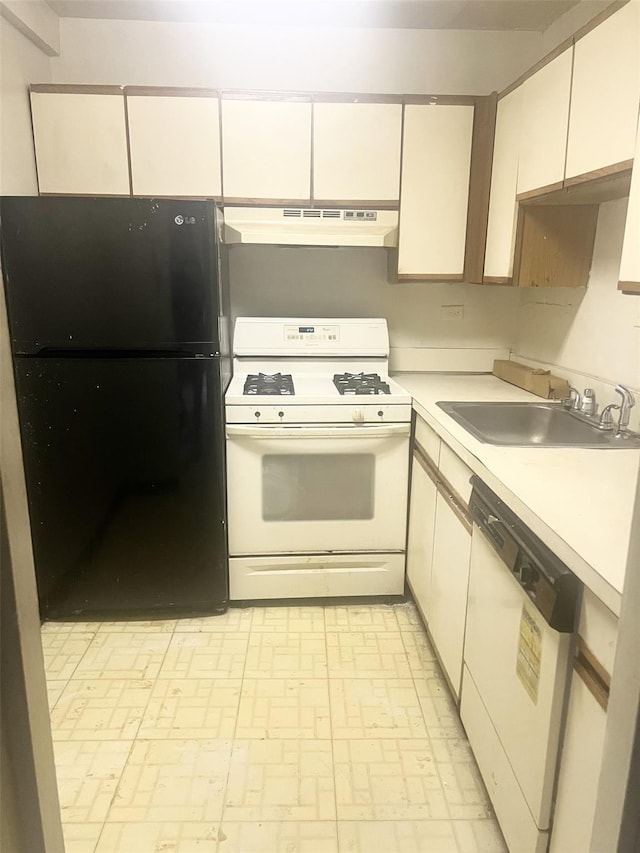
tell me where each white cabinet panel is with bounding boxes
[484,87,521,280]
[406,453,439,624]
[549,671,607,853]
[221,98,312,201]
[550,589,617,852]
[429,494,472,699]
[127,95,221,197]
[398,104,474,277]
[566,2,640,180]
[31,90,130,195]
[578,588,618,683]
[313,102,402,201]
[516,47,572,195]
[415,417,441,466]
[619,113,640,289]
[438,443,473,505]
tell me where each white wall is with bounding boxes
[514,199,640,426]
[229,245,518,354]
[50,18,541,95]
[0,18,51,194]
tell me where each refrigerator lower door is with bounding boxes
[14,355,227,619]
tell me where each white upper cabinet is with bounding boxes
[312,101,402,202]
[566,1,640,180]
[516,47,572,195]
[484,87,522,280]
[127,92,222,197]
[31,88,130,195]
[221,97,312,202]
[619,112,640,291]
[398,103,474,277]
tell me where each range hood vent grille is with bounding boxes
[223,207,398,247]
[281,209,374,220]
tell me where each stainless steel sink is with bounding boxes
[436,401,640,448]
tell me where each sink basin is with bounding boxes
[436,401,640,448]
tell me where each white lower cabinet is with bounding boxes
[406,415,472,700]
[549,589,617,853]
[549,671,607,853]
[429,490,472,699]
[406,450,438,623]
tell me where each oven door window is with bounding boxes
[263,453,375,521]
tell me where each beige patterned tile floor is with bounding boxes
[42,601,508,853]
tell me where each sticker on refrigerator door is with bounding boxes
[516,605,542,704]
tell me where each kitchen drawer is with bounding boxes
[414,416,440,466]
[438,442,473,505]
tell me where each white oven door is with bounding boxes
[226,423,410,555]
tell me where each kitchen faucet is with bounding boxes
[562,383,637,437]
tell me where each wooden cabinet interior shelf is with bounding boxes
[513,204,599,288]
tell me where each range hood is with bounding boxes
[223,207,399,248]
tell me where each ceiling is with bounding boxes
[46,0,586,31]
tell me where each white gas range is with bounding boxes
[225,317,412,601]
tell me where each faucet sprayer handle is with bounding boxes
[614,384,635,407]
[614,385,635,433]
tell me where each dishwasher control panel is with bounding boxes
[469,476,580,633]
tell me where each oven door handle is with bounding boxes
[225,424,411,439]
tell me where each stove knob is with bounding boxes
[352,408,365,423]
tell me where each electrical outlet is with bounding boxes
[441,304,464,320]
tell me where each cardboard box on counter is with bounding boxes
[493,360,571,400]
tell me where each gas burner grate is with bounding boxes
[333,372,391,396]
[243,372,295,396]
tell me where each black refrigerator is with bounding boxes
[1,197,230,620]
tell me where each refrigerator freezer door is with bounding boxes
[14,355,227,618]
[1,197,220,353]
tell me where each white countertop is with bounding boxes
[394,373,640,617]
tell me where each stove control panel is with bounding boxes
[284,324,339,342]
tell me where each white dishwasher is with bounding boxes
[461,477,581,853]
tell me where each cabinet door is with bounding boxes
[406,454,438,624]
[549,671,607,853]
[312,101,402,202]
[127,92,222,197]
[30,89,130,195]
[516,47,572,196]
[429,493,472,699]
[483,87,521,281]
[619,113,640,292]
[550,588,616,852]
[398,104,474,278]
[566,2,640,181]
[221,98,312,202]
